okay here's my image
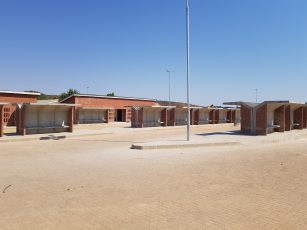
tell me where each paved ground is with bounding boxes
[1,124,307,229]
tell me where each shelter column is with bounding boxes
[285,105,291,131]
[294,107,304,130]
[274,105,285,132]
[215,110,220,124]
[161,109,167,127]
[304,107,307,129]
[209,110,215,124]
[18,105,26,136]
[68,107,74,133]
[256,104,268,135]
[194,109,199,125]
[0,105,4,137]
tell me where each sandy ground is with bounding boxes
[1,124,307,229]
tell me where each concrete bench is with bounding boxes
[292,123,300,127]
[268,124,281,129]
[27,126,70,130]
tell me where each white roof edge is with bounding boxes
[60,94,157,103]
[26,103,77,107]
[130,105,176,109]
[261,100,306,105]
[0,91,41,96]
[80,107,114,110]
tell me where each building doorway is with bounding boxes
[115,109,124,122]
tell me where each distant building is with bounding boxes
[0,91,40,126]
[60,94,157,124]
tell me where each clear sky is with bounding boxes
[1,0,307,106]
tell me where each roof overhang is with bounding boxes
[80,107,114,110]
[0,91,40,96]
[61,94,157,103]
[25,103,77,107]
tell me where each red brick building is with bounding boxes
[0,91,40,126]
[61,94,157,124]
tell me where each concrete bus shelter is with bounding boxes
[174,108,188,126]
[224,101,307,135]
[218,108,229,123]
[17,103,75,135]
[197,107,215,125]
[77,107,113,124]
[131,106,175,128]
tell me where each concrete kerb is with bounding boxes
[131,141,241,150]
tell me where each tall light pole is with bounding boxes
[255,89,258,103]
[166,70,171,107]
[86,86,89,94]
[186,0,191,141]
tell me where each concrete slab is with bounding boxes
[132,140,241,150]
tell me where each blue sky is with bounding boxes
[1,0,307,106]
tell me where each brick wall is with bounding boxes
[167,109,175,126]
[131,109,144,128]
[194,109,199,125]
[304,107,307,129]
[294,107,304,130]
[256,104,268,135]
[241,105,252,134]
[285,105,291,131]
[161,109,167,127]
[214,110,220,124]
[0,93,37,126]
[274,105,285,132]
[209,110,215,124]
[65,96,156,108]
[0,105,4,137]
[63,96,155,124]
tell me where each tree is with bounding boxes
[106,92,115,96]
[59,89,79,102]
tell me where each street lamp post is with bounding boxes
[186,0,191,141]
[166,70,171,107]
[255,89,258,103]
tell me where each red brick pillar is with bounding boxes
[285,105,291,131]
[215,110,220,124]
[125,108,132,122]
[19,105,26,136]
[190,109,194,125]
[232,110,236,123]
[161,109,167,127]
[304,107,307,129]
[68,107,74,133]
[241,105,251,134]
[209,110,215,124]
[294,107,304,130]
[0,105,4,137]
[167,109,175,126]
[194,109,199,125]
[274,105,285,132]
[138,108,144,128]
[122,109,127,122]
[227,110,232,123]
[256,104,268,135]
[107,109,115,123]
[74,107,79,124]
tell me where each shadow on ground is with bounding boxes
[40,135,67,140]
[196,130,244,136]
